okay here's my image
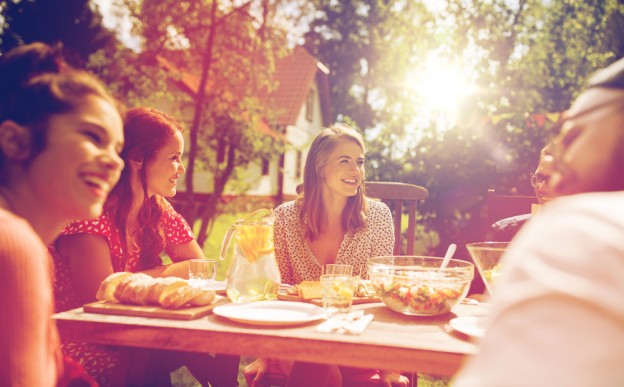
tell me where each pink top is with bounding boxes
[274,198,395,285]
[51,200,194,313]
[0,208,60,386]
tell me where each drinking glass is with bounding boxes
[188,259,217,289]
[320,274,358,317]
[324,264,353,276]
[466,242,508,295]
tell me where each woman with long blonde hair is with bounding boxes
[245,124,408,386]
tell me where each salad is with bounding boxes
[372,275,468,315]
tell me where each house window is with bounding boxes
[262,158,269,176]
[295,151,303,180]
[305,89,314,122]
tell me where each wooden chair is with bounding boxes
[295,181,428,255]
[485,188,538,227]
[365,181,429,255]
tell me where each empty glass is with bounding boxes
[188,259,217,289]
[324,264,353,276]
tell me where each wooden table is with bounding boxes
[54,301,488,377]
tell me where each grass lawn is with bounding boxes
[193,212,245,280]
[170,212,252,386]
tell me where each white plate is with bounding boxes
[450,316,486,338]
[213,300,325,326]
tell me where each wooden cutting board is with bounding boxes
[83,296,228,320]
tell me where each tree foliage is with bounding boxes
[303,0,624,259]
[113,0,309,245]
[0,0,113,64]
[2,0,622,257]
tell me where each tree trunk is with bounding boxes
[181,0,219,226]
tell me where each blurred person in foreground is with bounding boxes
[454,57,624,386]
[0,42,124,386]
[485,144,556,242]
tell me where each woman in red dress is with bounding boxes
[51,107,239,386]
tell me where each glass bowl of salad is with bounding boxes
[466,242,508,296]
[367,256,474,316]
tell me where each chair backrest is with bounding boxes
[365,182,429,255]
[486,188,538,227]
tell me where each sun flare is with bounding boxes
[407,53,476,129]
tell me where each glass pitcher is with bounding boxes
[220,208,281,303]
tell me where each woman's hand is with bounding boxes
[380,370,410,387]
[141,260,190,279]
[243,357,270,387]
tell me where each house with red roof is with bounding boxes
[157,46,332,204]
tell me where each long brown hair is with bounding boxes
[106,107,184,270]
[299,123,368,241]
[0,42,123,182]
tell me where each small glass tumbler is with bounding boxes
[320,274,358,317]
[188,259,217,289]
[324,264,353,276]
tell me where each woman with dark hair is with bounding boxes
[51,107,239,386]
[0,42,124,386]
[244,124,408,386]
[54,106,198,292]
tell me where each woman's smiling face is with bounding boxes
[28,94,124,220]
[145,130,185,198]
[321,139,365,199]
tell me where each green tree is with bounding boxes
[304,0,624,262]
[0,0,113,64]
[111,0,310,245]
[304,0,435,132]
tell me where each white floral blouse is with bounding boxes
[274,198,395,285]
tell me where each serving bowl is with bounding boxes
[367,256,474,316]
[466,242,508,295]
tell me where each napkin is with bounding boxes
[316,310,374,335]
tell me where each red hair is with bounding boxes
[106,107,184,270]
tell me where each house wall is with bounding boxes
[173,76,326,202]
[281,81,324,196]
[234,79,325,198]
